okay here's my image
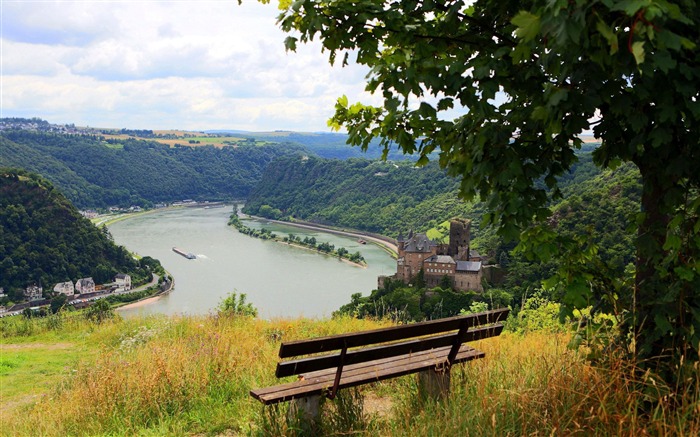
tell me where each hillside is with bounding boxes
[243,152,639,257]
[244,155,485,236]
[0,130,307,208]
[0,169,150,302]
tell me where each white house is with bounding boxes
[53,281,75,296]
[24,285,43,301]
[114,273,132,292]
[75,278,96,294]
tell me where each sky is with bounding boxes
[0,0,377,132]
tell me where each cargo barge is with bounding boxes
[172,247,196,259]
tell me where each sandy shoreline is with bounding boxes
[115,295,164,311]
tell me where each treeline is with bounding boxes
[228,214,365,264]
[336,277,512,322]
[0,169,161,303]
[0,131,307,208]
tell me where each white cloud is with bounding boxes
[1,0,374,131]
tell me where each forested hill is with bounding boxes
[243,156,485,236]
[0,169,146,302]
[244,154,641,267]
[0,131,307,209]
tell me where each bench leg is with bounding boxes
[418,368,451,400]
[288,394,321,425]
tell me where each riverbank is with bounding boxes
[230,214,369,267]
[248,216,399,257]
[115,274,174,312]
[281,240,367,268]
[92,202,236,227]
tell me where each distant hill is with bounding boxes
[0,169,147,302]
[205,130,415,160]
[0,130,307,208]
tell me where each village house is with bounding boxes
[114,273,132,292]
[379,218,484,292]
[53,281,75,296]
[75,277,96,294]
[24,284,43,301]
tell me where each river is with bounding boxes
[109,207,396,318]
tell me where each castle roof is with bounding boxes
[425,255,456,264]
[403,233,436,253]
[456,261,482,272]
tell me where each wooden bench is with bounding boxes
[250,308,509,411]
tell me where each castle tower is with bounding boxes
[397,232,406,255]
[448,218,470,260]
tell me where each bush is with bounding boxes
[217,292,258,317]
[85,299,115,324]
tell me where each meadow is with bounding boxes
[1,309,698,436]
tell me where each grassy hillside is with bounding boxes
[1,311,697,436]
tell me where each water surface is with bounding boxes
[109,207,395,318]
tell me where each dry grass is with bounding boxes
[1,314,698,436]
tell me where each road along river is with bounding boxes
[109,207,396,318]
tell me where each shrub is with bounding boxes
[217,291,258,317]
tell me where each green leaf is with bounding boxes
[654,312,673,335]
[674,266,695,282]
[612,0,650,16]
[663,234,682,251]
[680,37,697,50]
[415,155,430,167]
[511,12,540,42]
[596,19,618,54]
[284,36,298,51]
[337,95,349,109]
[632,41,645,65]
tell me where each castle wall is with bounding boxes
[454,270,483,292]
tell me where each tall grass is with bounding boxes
[2,314,698,436]
[383,332,700,436]
[1,314,388,436]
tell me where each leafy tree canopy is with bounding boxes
[273,0,700,387]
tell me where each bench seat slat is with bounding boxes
[276,324,503,378]
[251,343,484,404]
[279,308,508,358]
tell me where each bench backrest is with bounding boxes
[276,308,509,378]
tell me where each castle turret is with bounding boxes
[448,218,470,261]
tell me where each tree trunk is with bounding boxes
[634,168,670,361]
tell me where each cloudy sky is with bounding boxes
[1,1,377,132]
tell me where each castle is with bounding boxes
[380,218,484,292]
